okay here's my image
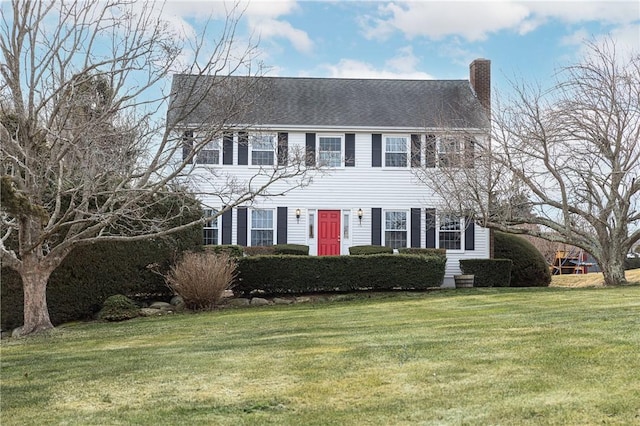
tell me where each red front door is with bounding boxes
[318,210,341,256]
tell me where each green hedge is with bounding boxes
[349,245,393,255]
[243,244,309,256]
[1,197,202,331]
[234,254,446,295]
[459,259,513,287]
[494,231,551,287]
[204,245,245,258]
[398,248,447,258]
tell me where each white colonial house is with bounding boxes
[169,59,492,286]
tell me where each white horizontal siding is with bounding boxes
[193,130,490,285]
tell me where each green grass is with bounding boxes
[2,286,640,425]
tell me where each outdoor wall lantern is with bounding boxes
[357,208,363,224]
[296,208,301,223]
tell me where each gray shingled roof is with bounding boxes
[168,75,489,130]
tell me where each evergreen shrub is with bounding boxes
[274,244,309,255]
[204,245,245,258]
[1,196,202,330]
[494,231,551,287]
[348,245,393,255]
[98,294,140,322]
[234,254,445,295]
[459,259,513,287]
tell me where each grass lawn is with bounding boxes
[2,284,640,425]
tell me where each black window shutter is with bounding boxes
[237,207,247,246]
[465,137,475,168]
[372,134,382,167]
[411,134,421,168]
[222,208,232,244]
[277,207,288,244]
[182,130,193,162]
[465,218,475,251]
[425,208,436,248]
[237,132,248,165]
[411,208,421,248]
[371,208,382,245]
[345,133,355,167]
[305,133,316,166]
[425,134,436,168]
[223,132,233,165]
[278,132,288,166]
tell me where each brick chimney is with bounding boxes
[470,58,491,113]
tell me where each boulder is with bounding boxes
[149,301,173,310]
[250,297,270,306]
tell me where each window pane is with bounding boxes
[385,211,407,230]
[385,211,407,248]
[251,230,273,246]
[385,137,407,167]
[251,209,273,246]
[319,137,341,167]
[203,209,218,245]
[251,134,275,165]
[197,149,219,164]
[343,213,350,239]
[385,231,407,249]
[439,215,461,249]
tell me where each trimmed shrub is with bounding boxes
[204,245,245,258]
[98,294,140,322]
[244,246,276,256]
[398,248,447,258]
[165,252,237,310]
[274,244,309,255]
[234,254,445,295]
[349,245,393,255]
[460,259,513,287]
[494,231,551,287]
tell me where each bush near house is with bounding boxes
[203,245,245,258]
[98,294,140,322]
[460,259,513,287]
[349,245,394,255]
[1,198,202,331]
[398,248,447,258]
[165,252,237,310]
[494,231,552,287]
[243,244,310,256]
[234,254,446,295]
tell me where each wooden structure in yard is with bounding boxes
[551,248,594,275]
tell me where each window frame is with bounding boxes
[438,214,462,250]
[203,208,220,245]
[317,134,344,168]
[194,133,222,166]
[383,210,408,249]
[437,136,463,168]
[383,134,409,168]
[250,208,275,246]
[249,133,276,167]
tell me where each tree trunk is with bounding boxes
[19,262,54,335]
[600,258,627,286]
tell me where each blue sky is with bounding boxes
[163,0,640,94]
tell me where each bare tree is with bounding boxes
[0,0,316,335]
[416,39,640,286]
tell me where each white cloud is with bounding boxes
[250,18,314,54]
[320,57,435,80]
[359,1,640,42]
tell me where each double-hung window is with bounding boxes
[438,137,463,168]
[384,210,407,249]
[251,209,274,246]
[251,134,275,166]
[203,209,219,245]
[439,215,462,250]
[318,136,342,167]
[196,137,221,165]
[384,136,408,167]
